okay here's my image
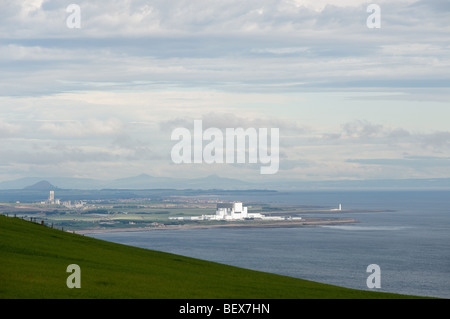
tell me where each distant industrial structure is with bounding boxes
[41,190,85,208]
[213,202,261,220]
[42,190,60,205]
[331,204,342,211]
[169,202,302,221]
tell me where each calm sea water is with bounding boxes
[90,191,450,298]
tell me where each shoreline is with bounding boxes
[75,217,358,235]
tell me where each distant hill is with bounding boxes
[0,174,449,190]
[104,173,178,189]
[23,180,59,191]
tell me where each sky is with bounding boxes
[0,0,449,183]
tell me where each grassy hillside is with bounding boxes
[0,215,424,299]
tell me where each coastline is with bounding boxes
[75,217,358,235]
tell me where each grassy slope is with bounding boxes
[0,216,424,299]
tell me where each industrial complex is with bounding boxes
[41,190,85,208]
[169,202,302,221]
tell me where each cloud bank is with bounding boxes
[0,0,449,182]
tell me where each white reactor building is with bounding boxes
[169,202,300,221]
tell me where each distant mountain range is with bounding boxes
[23,180,60,191]
[0,174,449,191]
[0,174,256,190]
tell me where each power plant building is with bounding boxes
[215,202,253,220]
[45,190,59,205]
[169,202,301,221]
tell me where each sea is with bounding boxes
[90,190,450,299]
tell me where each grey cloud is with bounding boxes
[342,120,384,139]
[322,121,449,152]
[1,0,449,96]
[111,134,163,161]
[1,0,449,181]
[0,120,21,138]
[411,0,450,12]
[201,112,305,132]
[278,158,312,170]
[160,112,306,133]
[38,119,124,138]
[386,128,411,139]
[321,133,342,140]
[420,131,450,150]
[0,148,115,165]
[347,156,450,168]
[0,144,164,166]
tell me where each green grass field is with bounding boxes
[0,215,427,299]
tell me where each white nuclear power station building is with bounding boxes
[215,202,251,220]
[169,202,301,221]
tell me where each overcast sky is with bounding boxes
[1,0,449,183]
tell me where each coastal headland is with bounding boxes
[0,188,369,235]
[76,217,358,235]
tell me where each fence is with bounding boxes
[2,212,78,234]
